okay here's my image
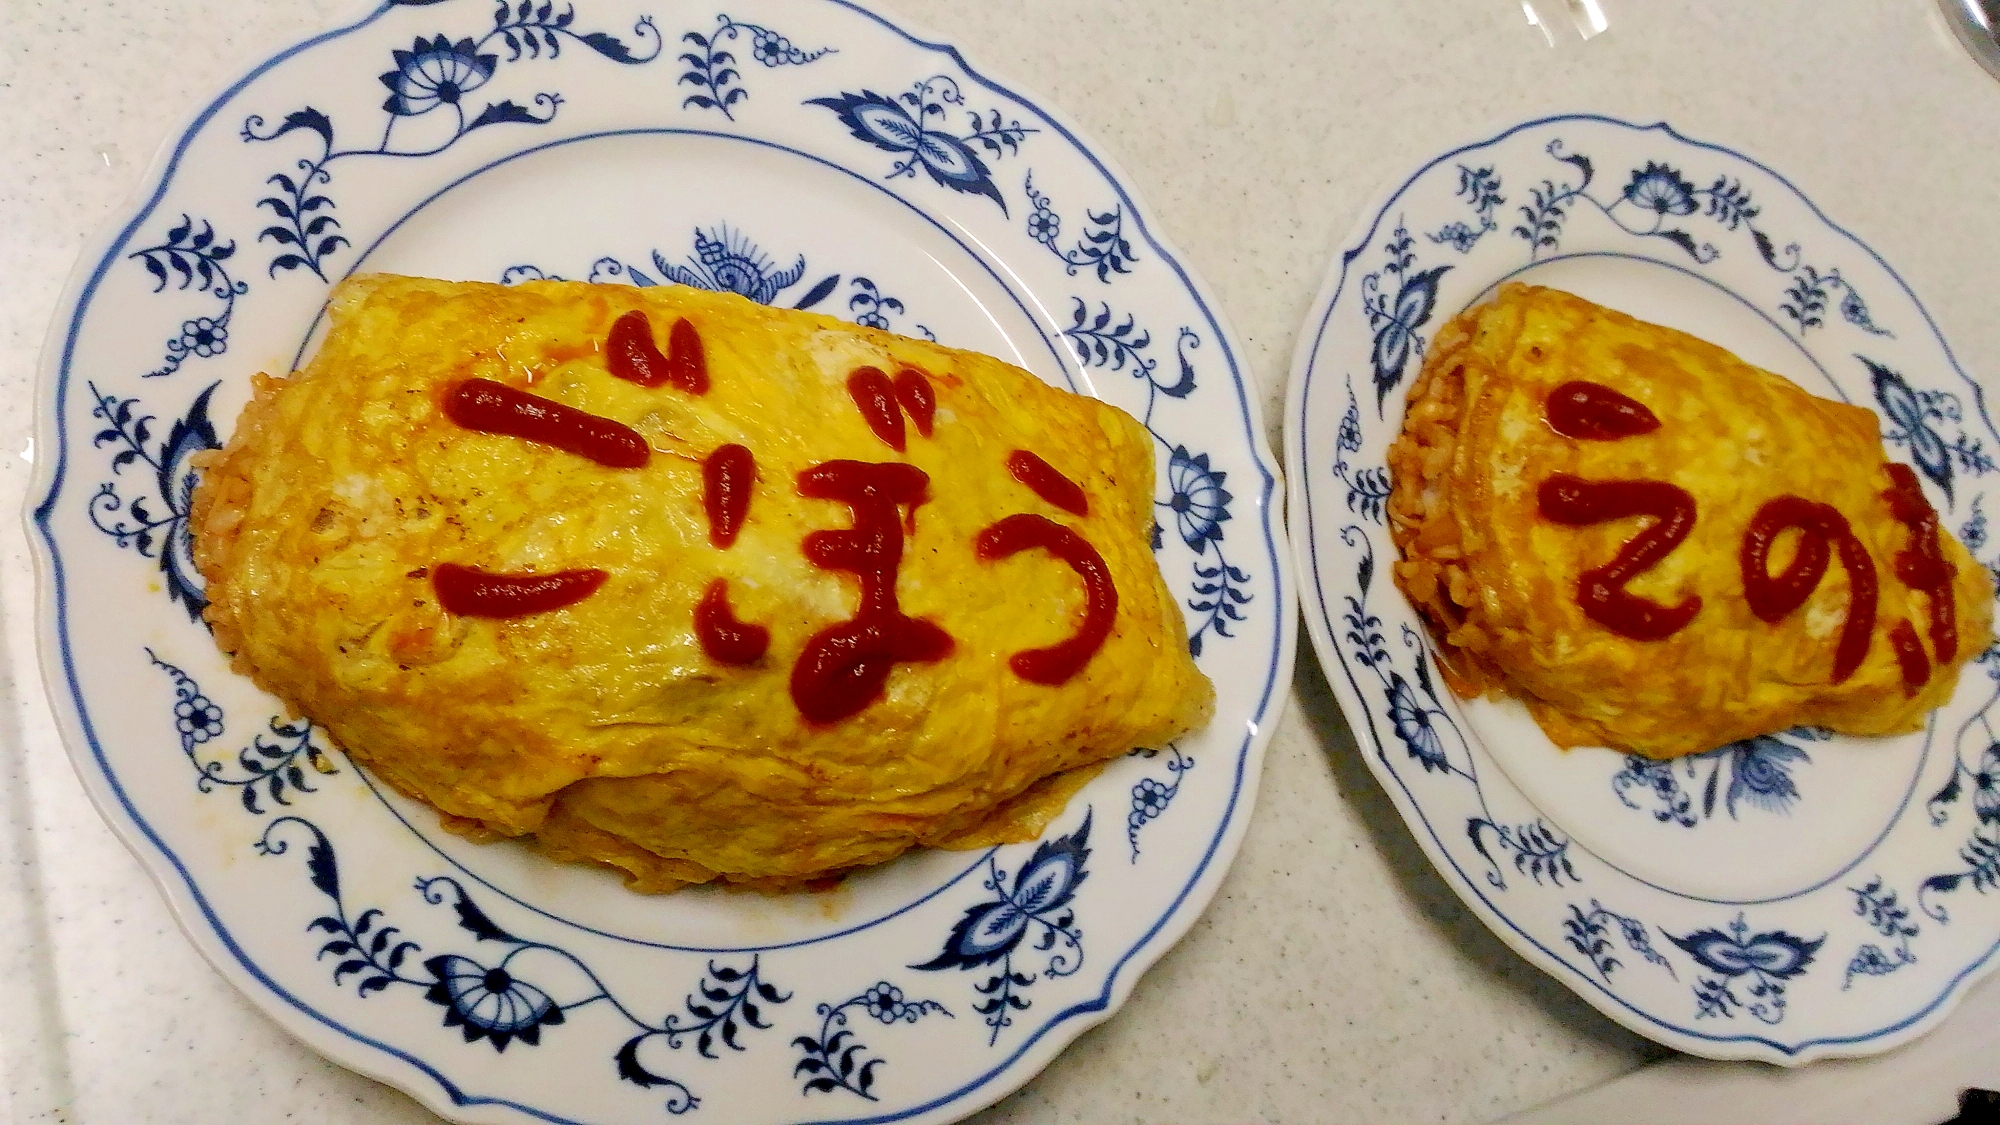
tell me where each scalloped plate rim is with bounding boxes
[23,0,1297,1121]
[1284,109,2000,1066]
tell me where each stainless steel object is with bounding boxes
[1941,0,2000,83]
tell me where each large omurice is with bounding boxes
[191,274,1214,892]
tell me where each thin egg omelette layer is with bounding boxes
[192,275,1214,892]
[1388,283,1992,760]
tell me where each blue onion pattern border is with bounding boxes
[1296,114,2000,1058]
[43,1,1288,1117]
[146,643,1094,1097]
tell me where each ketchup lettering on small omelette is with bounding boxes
[1538,473,1702,641]
[1545,380,1661,441]
[1536,380,1947,690]
[1883,463,1957,666]
[1739,496,1877,684]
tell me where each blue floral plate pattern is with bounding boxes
[1287,114,2000,1063]
[26,3,1294,1121]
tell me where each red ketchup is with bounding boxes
[1537,474,1701,641]
[703,444,755,549]
[606,310,708,395]
[894,368,936,438]
[433,563,606,618]
[1883,463,1956,666]
[975,513,1117,684]
[1739,497,1834,622]
[1740,496,1878,683]
[695,579,769,665]
[1888,619,1930,695]
[1006,451,1088,516]
[789,461,953,722]
[847,367,907,452]
[443,378,649,469]
[1545,381,1662,440]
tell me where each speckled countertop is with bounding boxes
[4,2,1999,1123]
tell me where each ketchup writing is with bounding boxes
[895,368,936,437]
[433,563,606,618]
[695,443,768,662]
[444,378,649,469]
[695,578,770,665]
[1516,364,1968,689]
[847,367,907,452]
[704,444,755,549]
[1888,619,1929,696]
[1883,463,1955,666]
[667,318,707,394]
[607,310,708,395]
[1538,474,1702,641]
[1545,381,1662,440]
[976,513,1117,683]
[1739,496,1878,683]
[789,461,953,722]
[1006,450,1089,516]
[1739,497,1836,622]
[1538,383,1696,640]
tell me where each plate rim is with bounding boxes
[1283,109,2000,1066]
[23,0,1299,1121]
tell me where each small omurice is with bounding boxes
[1387,283,1992,760]
[191,274,1214,892]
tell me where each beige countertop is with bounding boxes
[4,2,1998,1122]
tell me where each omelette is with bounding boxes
[192,274,1213,892]
[1388,283,1992,759]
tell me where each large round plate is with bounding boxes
[1288,113,2000,1064]
[27,2,1294,1121]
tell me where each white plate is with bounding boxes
[1287,113,2000,1064]
[26,2,1295,1121]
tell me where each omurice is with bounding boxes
[1387,283,1992,760]
[191,274,1214,892]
